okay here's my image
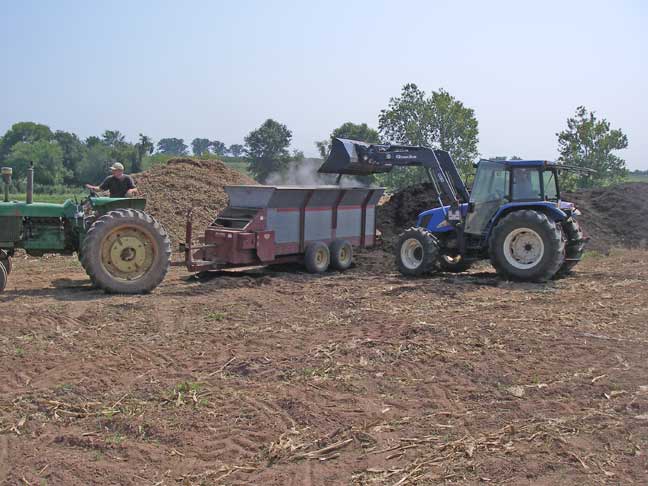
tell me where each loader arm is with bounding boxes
[318,138,470,206]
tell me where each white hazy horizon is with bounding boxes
[1,1,646,169]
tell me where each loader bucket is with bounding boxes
[318,138,392,176]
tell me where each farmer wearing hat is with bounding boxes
[85,161,137,198]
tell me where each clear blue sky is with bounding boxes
[1,0,646,169]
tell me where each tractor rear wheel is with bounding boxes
[304,241,330,274]
[0,250,11,275]
[0,261,7,292]
[439,254,472,273]
[556,218,585,277]
[396,227,439,276]
[80,209,171,294]
[489,210,565,282]
[329,239,353,271]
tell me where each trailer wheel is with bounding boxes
[396,227,439,276]
[0,261,7,292]
[329,239,353,271]
[81,209,171,294]
[304,242,330,274]
[0,250,11,275]
[489,210,565,282]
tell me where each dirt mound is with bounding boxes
[133,158,256,244]
[563,182,648,252]
[377,183,445,247]
[378,181,648,253]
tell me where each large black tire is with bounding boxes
[80,209,171,294]
[396,227,439,276]
[438,254,472,273]
[0,250,11,275]
[329,239,353,271]
[489,210,565,282]
[304,242,330,274]
[0,261,7,292]
[556,218,585,277]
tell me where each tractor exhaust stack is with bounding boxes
[1,167,11,203]
[26,163,33,204]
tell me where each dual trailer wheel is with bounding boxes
[396,210,584,282]
[304,239,353,274]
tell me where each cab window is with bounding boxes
[512,168,542,201]
[470,162,509,204]
[543,170,558,200]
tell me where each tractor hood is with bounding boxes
[89,197,146,213]
[0,200,78,218]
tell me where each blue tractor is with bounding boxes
[319,138,587,282]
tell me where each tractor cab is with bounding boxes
[464,160,562,237]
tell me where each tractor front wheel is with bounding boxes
[80,209,171,294]
[0,251,11,275]
[556,218,585,277]
[489,210,565,282]
[396,227,439,276]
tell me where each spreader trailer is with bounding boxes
[182,185,384,273]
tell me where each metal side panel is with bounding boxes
[365,206,376,240]
[367,189,385,205]
[339,189,369,206]
[267,188,310,209]
[225,186,276,208]
[266,208,300,243]
[336,209,362,239]
[304,209,333,241]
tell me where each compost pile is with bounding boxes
[563,182,648,252]
[133,158,256,244]
[376,183,445,248]
[378,181,648,252]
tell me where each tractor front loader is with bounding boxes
[320,138,588,282]
[0,165,171,293]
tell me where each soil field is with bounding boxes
[1,249,647,485]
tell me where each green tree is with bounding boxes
[157,138,187,155]
[316,122,380,158]
[209,140,226,156]
[78,143,112,185]
[54,130,86,184]
[228,144,244,157]
[377,84,479,189]
[244,119,292,182]
[0,122,53,161]
[5,141,67,185]
[134,134,154,172]
[191,138,211,156]
[557,106,628,189]
[101,130,126,147]
[85,136,102,147]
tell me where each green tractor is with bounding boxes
[0,165,171,294]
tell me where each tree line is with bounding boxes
[0,124,248,189]
[245,84,630,190]
[0,83,631,192]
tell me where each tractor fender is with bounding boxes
[485,202,567,241]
